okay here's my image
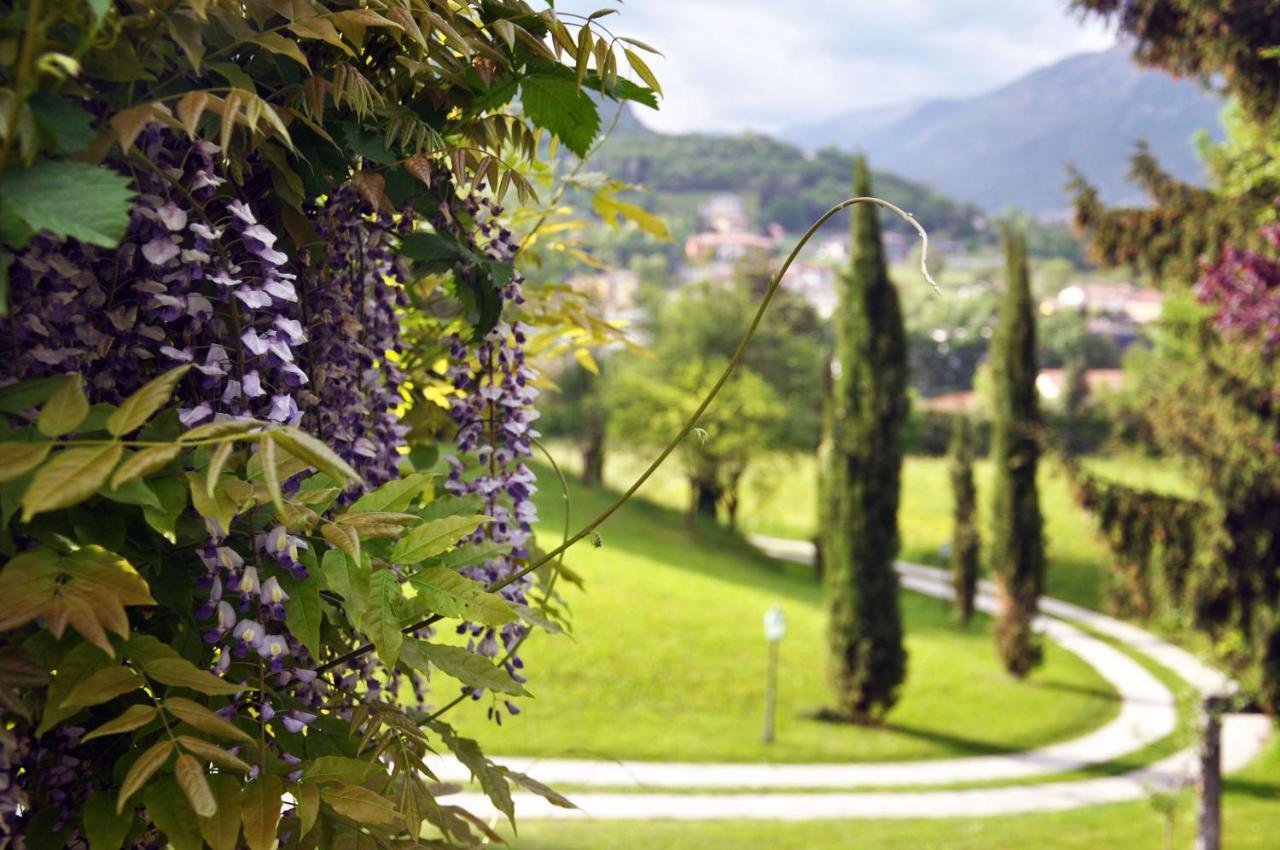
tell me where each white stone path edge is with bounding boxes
[437,536,1272,820]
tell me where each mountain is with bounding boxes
[779,46,1225,213]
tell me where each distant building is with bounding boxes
[684,231,777,264]
[698,193,750,234]
[570,269,641,324]
[1055,283,1164,324]
[1035,368,1125,403]
[783,261,837,318]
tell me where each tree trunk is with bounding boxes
[693,477,721,520]
[581,416,605,488]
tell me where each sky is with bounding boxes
[557,1,1118,134]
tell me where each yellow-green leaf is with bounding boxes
[322,782,400,826]
[111,444,181,488]
[37,374,89,437]
[246,32,310,70]
[61,665,144,709]
[0,441,51,483]
[106,366,191,437]
[163,696,254,744]
[21,443,123,521]
[399,641,527,696]
[241,774,284,850]
[143,657,243,696]
[300,755,372,785]
[83,704,158,742]
[390,515,489,564]
[205,440,234,498]
[320,521,360,564]
[177,735,251,772]
[623,47,662,95]
[175,753,217,817]
[117,738,173,813]
[259,434,285,512]
[296,781,320,837]
[406,567,516,626]
[272,426,361,484]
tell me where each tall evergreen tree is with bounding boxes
[990,227,1046,678]
[821,156,908,721]
[949,415,980,626]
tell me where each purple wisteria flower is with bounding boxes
[441,192,542,720]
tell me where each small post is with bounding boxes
[1195,695,1225,850]
[762,606,786,744]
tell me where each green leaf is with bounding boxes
[0,441,51,483]
[398,233,463,273]
[118,738,173,813]
[37,374,89,436]
[175,753,217,817]
[504,767,577,810]
[99,477,161,510]
[350,472,435,513]
[281,571,322,658]
[198,774,243,850]
[431,723,513,825]
[406,567,516,626]
[399,641,527,696]
[363,569,404,668]
[107,366,191,437]
[82,791,134,850]
[61,665,144,709]
[83,704,159,742]
[142,657,244,696]
[21,443,123,520]
[4,160,135,248]
[322,782,400,826]
[301,755,373,785]
[390,515,489,564]
[30,92,97,155]
[520,74,600,158]
[426,540,512,571]
[241,775,284,850]
[259,434,285,513]
[38,642,109,736]
[163,696,254,744]
[0,376,62,413]
[144,777,203,850]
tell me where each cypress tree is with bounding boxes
[949,415,980,626]
[821,156,908,721]
[990,227,1046,677]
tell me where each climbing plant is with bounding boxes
[0,0,662,846]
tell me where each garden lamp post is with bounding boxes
[763,606,786,744]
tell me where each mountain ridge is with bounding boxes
[776,46,1224,213]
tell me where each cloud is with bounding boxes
[556,0,1116,133]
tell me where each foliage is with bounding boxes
[989,228,1046,678]
[949,416,980,626]
[1065,16,1280,710]
[609,354,783,524]
[820,157,908,720]
[1070,0,1280,123]
[0,0,662,846]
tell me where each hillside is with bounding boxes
[588,128,987,241]
[779,46,1225,213]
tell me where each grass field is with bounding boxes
[547,445,1194,612]
[452,463,1120,763]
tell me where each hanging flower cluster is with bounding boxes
[4,127,306,428]
[1195,221,1280,352]
[443,192,541,721]
[300,185,412,489]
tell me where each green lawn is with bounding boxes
[501,735,1280,849]
[547,444,1194,612]
[452,464,1120,764]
